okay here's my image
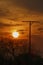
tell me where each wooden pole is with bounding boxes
[29,22,31,55]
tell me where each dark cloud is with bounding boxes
[18,29,25,34]
[0,22,23,27]
[11,0,43,13]
[38,28,43,32]
[18,29,25,31]
[0,8,10,17]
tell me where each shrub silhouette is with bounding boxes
[0,37,43,65]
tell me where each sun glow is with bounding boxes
[12,31,19,38]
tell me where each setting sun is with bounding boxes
[12,31,19,38]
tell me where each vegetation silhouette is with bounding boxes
[0,37,43,65]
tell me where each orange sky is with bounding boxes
[0,0,43,39]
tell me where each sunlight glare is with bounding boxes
[12,31,19,38]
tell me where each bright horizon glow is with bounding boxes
[12,31,19,38]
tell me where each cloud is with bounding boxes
[0,8,10,17]
[10,0,43,13]
[38,28,43,32]
[0,0,43,22]
[18,29,26,34]
[0,22,23,27]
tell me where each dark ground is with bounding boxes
[0,37,43,65]
[0,53,43,65]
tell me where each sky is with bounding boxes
[0,0,43,57]
[0,0,43,37]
